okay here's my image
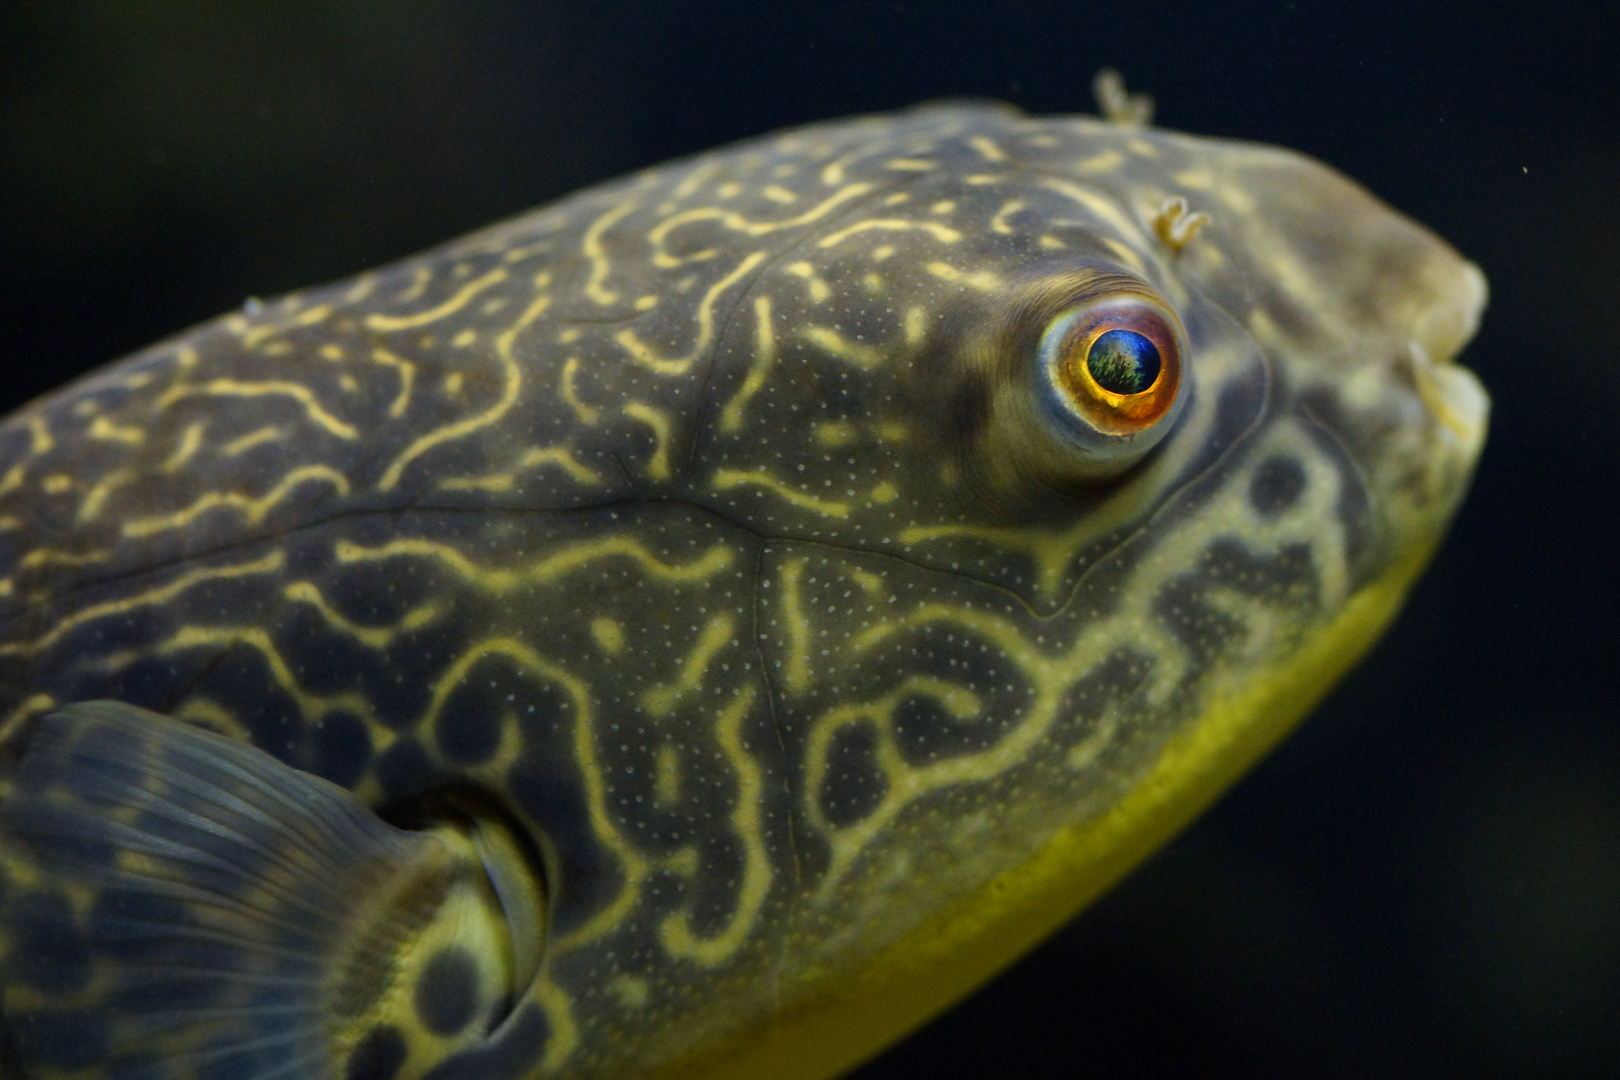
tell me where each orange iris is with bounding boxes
[1050,297,1182,436]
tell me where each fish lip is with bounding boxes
[1460,260,1490,327]
[1408,341,1490,452]
[1449,260,1490,357]
[1415,258,1489,369]
[1419,257,1490,447]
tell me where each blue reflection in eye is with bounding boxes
[1086,329,1161,395]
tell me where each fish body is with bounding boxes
[0,91,1486,1080]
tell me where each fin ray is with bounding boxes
[6,798,348,926]
[0,701,455,1080]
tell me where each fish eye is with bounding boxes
[1037,287,1187,469]
[1087,328,1160,395]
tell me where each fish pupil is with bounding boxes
[1086,329,1160,395]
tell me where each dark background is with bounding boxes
[2,3,1616,1077]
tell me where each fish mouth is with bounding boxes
[1406,258,1489,457]
[1407,341,1489,451]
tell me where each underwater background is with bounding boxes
[0,3,1614,1077]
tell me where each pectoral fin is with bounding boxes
[0,702,542,1080]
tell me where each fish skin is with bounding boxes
[0,100,1486,1080]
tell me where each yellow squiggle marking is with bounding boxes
[1102,237,1148,277]
[221,426,284,456]
[334,535,733,592]
[654,745,681,804]
[591,617,624,655]
[898,391,1233,603]
[1076,149,1124,174]
[172,696,254,743]
[77,468,137,522]
[901,516,1116,603]
[900,309,926,349]
[19,548,109,570]
[780,557,811,693]
[345,273,378,303]
[283,581,438,649]
[642,614,735,717]
[362,269,507,332]
[160,624,378,725]
[583,200,640,305]
[161,423,206,473]
[810,440,1339,891]
[392,266,432,304]
[122,466,349,539]
[0,551,285,656]
[424,638,644,959]
[1039,177,1149,247]
[814,421,856,447]
[820,151,859,186]
[719,296,776,435]
[925,262,1001,292]
[239,302,335,347]
[376,287,548,491]
[817,219,961,248]
[990,199,1027,234]
[671,160,720,200]
[0,465,23,497]
[799,326,886,369]
[969,135,1007,163]
[615,252,766,376]
[438,445,600,491]
[659,684,772,965]
[0,693,56,749]
[25,415,53,456]
[158,379,358,440]
[559,358,599,424]
[370,349,416,418]
[516,445,600,484]
[88,416,145,445]
[806,614,1055,893]
[534,973,582,1071]
[785,261,832,303]
[523,536,730,583]
[802,676,985,842]
[622,401,674,481]
[884,158,936,171]
[647,184,874,267]
[848,567,887,600]
[712,469,850,518]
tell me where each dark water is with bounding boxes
[1,3,1615,1077]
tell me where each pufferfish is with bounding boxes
[0,74,1487,1080]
